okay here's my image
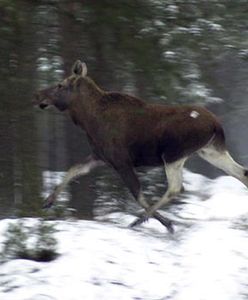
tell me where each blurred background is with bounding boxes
[0,0,248,219]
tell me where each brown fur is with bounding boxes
[68,83,225,167]
[34,60,245,231]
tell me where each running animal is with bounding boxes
[34,60,248,232]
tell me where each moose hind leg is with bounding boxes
[198,146,248,188]
[131,157,186,227]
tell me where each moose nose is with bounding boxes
[32,92,49,109]
[39,102,49,109]
[32,92,40,105]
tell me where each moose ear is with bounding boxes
[72,60,87,77]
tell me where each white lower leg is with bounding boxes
[137,193,150,210]
[199,147,248,188]
[143,157,186,217]
[45,158,104,206]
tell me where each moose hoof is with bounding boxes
[164,219,174,234]
[43,194,56,209]
[129,214,150,228]
[129,213,175,233]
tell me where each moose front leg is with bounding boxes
[116,166,174,233]
[43,155,105,208]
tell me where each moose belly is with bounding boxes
[129,141,164,167]
[129,132,211,167]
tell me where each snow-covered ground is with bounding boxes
[1,170,248,300]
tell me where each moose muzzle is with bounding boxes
[33,92,50,109]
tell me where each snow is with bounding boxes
[1,170,248,300]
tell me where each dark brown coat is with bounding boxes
[34,60,248,231]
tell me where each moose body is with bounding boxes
[34,60,248,231]
[72,92,222,167]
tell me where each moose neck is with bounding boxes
[69,76,105,130]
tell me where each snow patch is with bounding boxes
[1,171,248,300]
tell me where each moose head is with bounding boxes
[34,60,88,111]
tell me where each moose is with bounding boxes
[34,60,248,232]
